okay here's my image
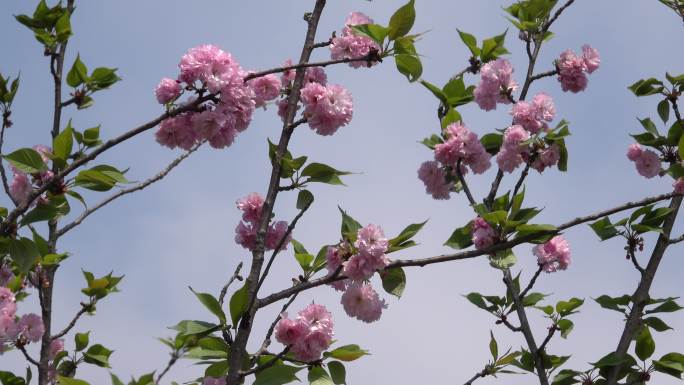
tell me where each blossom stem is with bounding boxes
[456,159,477,207]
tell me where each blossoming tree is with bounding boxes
[1,1,684,385]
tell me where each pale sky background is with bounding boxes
[2,1,684,384]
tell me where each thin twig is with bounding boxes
[155,351,180,385]
[627,249,645,275]
[455,159,477,207]
[530,69,559,83]
[507,164,531,211]
[0,94,212,234]
[543,0,577,32]
[484,169,504,209]
[668,233,684,244]
[244,54,379,82]
[240,347,291,377]
[256,293,300,357]
[18,344,40,366]
[501,318,522,332]
[503,269,549,385]
[219,262,244,307]
[538,325,557,354]
[51,301,93,340]
[463,370,488,385]
[56,141,204,237]
[519,264,544,300]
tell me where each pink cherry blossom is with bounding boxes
[582,45,600,74]
[300,83,353,136]
[265,220,290,251]
[341,282,387,323]
[472,217,497,250]
[281,59,296,84]
[275,304,334,361]
[305,67,328,85]
[533,235,571,273]
[155,78,181,104]
[674,178,684,194]
[248,74,281,107]
[343,12,374,36]
[497,125,530,173]
[355,224,388,258]
[627,145,661,178]
[510,93,556,134]
[178,44,236,87]
[326,247,348,291]
[626,143,643,161]
[0,314,16,339]
[236,192,264,224]
[33,145,52,163]
[49,338,64,360]
[433,123,491,174]
[9,172,31,205]
[474,58,518,111]
[274,314,309,346]
[234,221,257,251]
[417,161,452,200]
[17,313,44,343]
[556,46,599,93]
[530,143,561,173]
[155,113,198,150]
[331,11,380,69]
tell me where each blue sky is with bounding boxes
[2,1,684,384]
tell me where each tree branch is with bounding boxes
[503,269,549,385]
[56,141,204,237]
[463,370,488,385]
[244,54,379,82]
[219,262,244,307]
[18,343,40,367]
[51,301,93,340]
[456,159,477,207]
[240,347,291,377]
[257,191,678,308]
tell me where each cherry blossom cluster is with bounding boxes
[474,58,518,111]
[533,235,571,273]
[510,92,556,134]
[556,45,600,93]
[234,192,290,252]
[417,123,491,200]
[330,12,381,69]
[0,279,45,353]
[471,217,497,250]
[155,44,258,150]
[274,303,334,361]
[626,143,661,179]
[325,224,389,323]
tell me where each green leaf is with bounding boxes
[339,207,362,242]
[440,108,462,129]
[301,163,350,186]
[514,224,557,244]
[522,292,546,307]
[557,319,574,339]
[457,29,479,56]
[638,117,659,136]
[75,332,89,351]
[83,344,113,368]
[594,294,630,313]
[395,54,422,82]
[327,361,346,385]
[55,12,71,42]
[667,120,683,146]
[57,377,90,385]
[190,288,226,324]
[253,364,302,385]
[89,67,120,90]
[53,124,73,169]
[489,331,498,360]
[229,284,249,326]
[204,360,228,378]
[9,237,40,274]
[464,292,498,312]
[21,196,70,226]
[444,222,473,249]
[480,133,503,155]
[66,55,88,88]
[169,320,219,337]
[489,248,516,270]
[308,366,333,385]
[635,325,655,361]
[644,317,672,332]
[380,267,406,298]
[653,353,684,379]
[296,190,314,210]
[628,78,664,97]
[83,126,101,146]
[419,80,447,103]
[4,148,47,174]
[388,221,426,253]
[420,134,444,150]
[555,298,584,317]
[480,30,509,62]
[591,352,629,368]
[387,0,416,40]
[324,345,369,362]
[645,299,683,314]
[350,24,389,46]
[589,217,620,241]
[658,99,670,123]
